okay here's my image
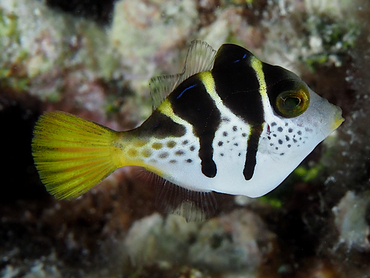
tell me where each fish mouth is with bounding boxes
[331,105,344,130]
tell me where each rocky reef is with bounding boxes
[1,0,369,277]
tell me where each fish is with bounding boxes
[32,40,344,221]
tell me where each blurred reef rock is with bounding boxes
[1,0,370,277]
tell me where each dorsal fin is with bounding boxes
[175,40,217,86]
[149,40,217,110]
[135,169,217,221]
[149,74,180,110]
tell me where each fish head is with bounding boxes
[263,68,344,145]
[250,67,344,197]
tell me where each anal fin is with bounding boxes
[135,169,217,222]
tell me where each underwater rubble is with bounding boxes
[1,0,370,277]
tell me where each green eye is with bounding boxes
[275,87,310,118]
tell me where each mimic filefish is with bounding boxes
[32,41,344,221]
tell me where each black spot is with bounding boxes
[223,131,228,137]
[285,135,290,141]
[288,128,293,133]
[169,160,177,163]
[277,127,283,132]
[190,146,195,151]
[186,159,192,163]
[297,130,302,135]
[271,122,277,126]
[280,153,285,156]
[238,153,241,156]
[273,134,277,137]
[175,150,185,156]
[233,126,238,131]
[270,143,274,146]
[287,144,291,148]
[293,139,297,143]
[167,141,176,148]
[182,140,189,145]
[234,143,238,146]
[275,147,279,150]
[218,141,223,146]
[220,153,224,156]
[278,139,283,145]
[159,152,169,159]
[242,133,247,137]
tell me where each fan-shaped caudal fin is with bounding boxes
[32,111,124,200]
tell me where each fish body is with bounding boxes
[32,41,343,220]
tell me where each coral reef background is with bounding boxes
[1,0,369,277]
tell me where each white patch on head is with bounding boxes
[260,119,309,157]
[244,86,343,197]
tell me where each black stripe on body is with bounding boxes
[212,44,265,180]
[134,110,186,139]
[262,63,304,116]
[169,75,221,178]
[244,126,263,180]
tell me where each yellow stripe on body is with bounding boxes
[250,56,271,112]
[157,99,194,130]
[198,71,231,114]
[198,71,219,101]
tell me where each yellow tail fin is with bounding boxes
[32,111,121,200]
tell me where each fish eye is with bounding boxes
[275,86,310,118]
